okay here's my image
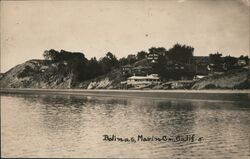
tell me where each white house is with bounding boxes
[147,52,159,63]
[237,59,247,66]
[126,74,160,87]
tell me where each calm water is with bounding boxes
[1,93,250,158]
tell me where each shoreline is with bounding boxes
[1,88,250,102]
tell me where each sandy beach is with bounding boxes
[1,88,250,102]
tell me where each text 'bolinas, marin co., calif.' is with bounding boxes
[103,134,204,143]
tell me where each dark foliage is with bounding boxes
[223,55,238,70]
[167,43,194,64]
[152,44,195,80]
[209,52,226,71]
[43,49,87,63]
[43,50,120,82]
[239,55,249,65]
[99,52,119,74]
[42,45,248,83]
[136,51,148,60]
[149,47,167,56]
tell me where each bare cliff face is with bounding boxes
[0,59,125,89]
[191,68,250,90]
[78,69,125,89]
[0,60,74,88]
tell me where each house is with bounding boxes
[121,65,133,75]
[121,74,160,89]
[193,75,206,81]
[147,52,159,63]
[132,66,152,76]
[193,56,209,64]
[237,59,247,66]
[121,65,152,76]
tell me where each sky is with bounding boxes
[1,0,249,73]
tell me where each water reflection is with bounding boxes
[1,93,250,158]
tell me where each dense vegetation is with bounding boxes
[43,50,119,82]
[43,43,249,82]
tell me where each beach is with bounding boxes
[1,88,249,102]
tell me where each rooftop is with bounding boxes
[128,74,159,80]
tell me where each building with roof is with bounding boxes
[126,74,160,88]
[147,52,159,63]
[237,59,247,66]
[121,64,152,76]
[132,66,152,76]
[121,65,133,75]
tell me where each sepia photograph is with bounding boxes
[1,0,250,158]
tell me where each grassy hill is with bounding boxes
[192,68,250,89]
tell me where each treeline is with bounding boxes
[43,43,195,81]
[43,49,119,81]
[119,43,194,66]
[43,43,248,82]
[148,44,195,80]
[208,52,249,71]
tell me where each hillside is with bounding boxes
[0,60,74,88]
[192,68,250,89]
[0,59,125,89]
[1,58,249,90]
[78,69,125,89]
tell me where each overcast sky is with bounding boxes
[1,0,249,73]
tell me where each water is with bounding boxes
[1,93,250,158]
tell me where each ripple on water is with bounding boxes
[1,94,250,158]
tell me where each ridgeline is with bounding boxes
[1,48,249,90]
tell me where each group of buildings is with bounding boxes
[119,52,249,89]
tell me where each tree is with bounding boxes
[209,52,223,71]
[42,49,90,84]
[106,52,119,66]
[43,49,60,61]
[43,50,50,60]
[136,51,148,60]
[148,47,167,56]
[60,50,87,63]
[224,55,237,70]
[167,43,194,64]
[239,55,249,65]
[119,57,129,66]
[79,57,102,80]
[209,52,222,64]
[43,49,87,63]
[153,54,167,77]
[99,52,119,73]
